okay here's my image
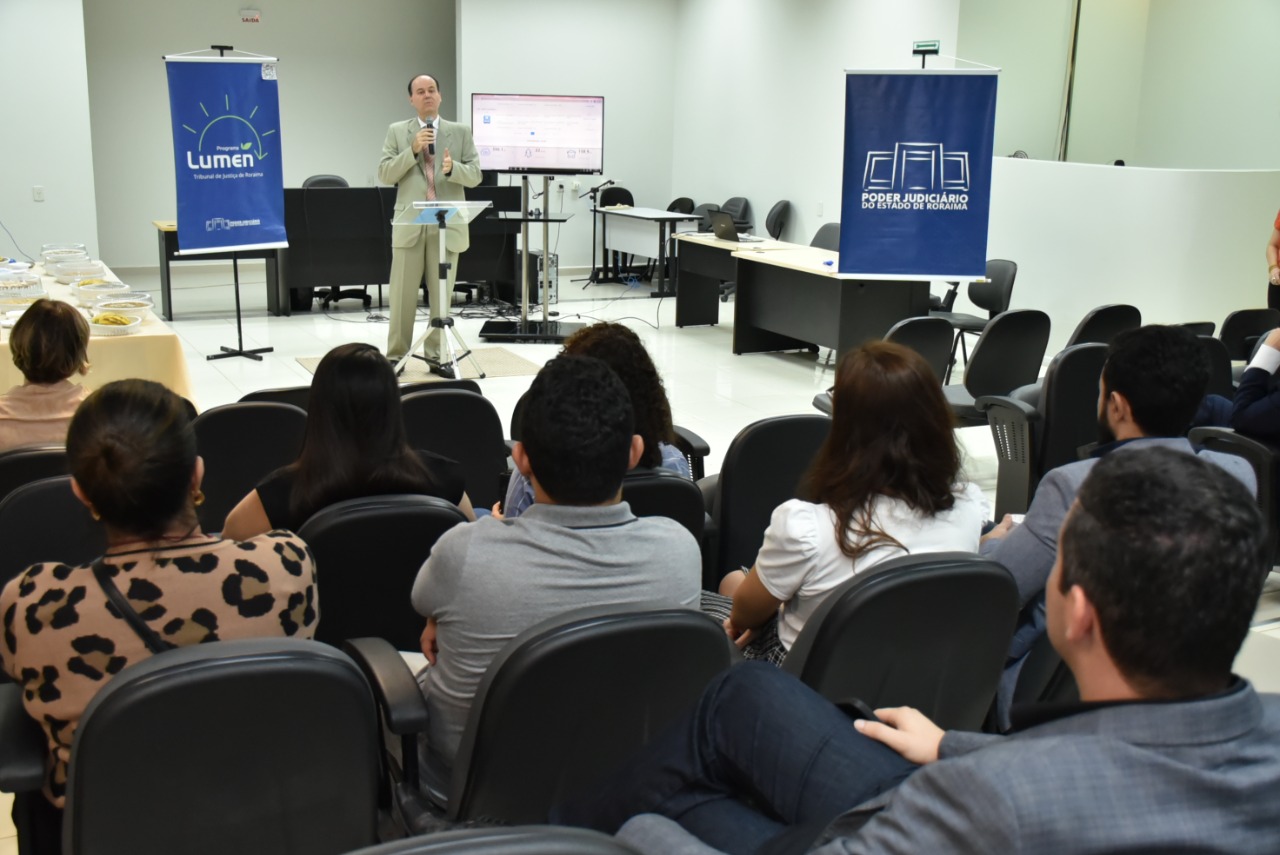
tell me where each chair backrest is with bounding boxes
[764,200,791,240]
[620,467,704,543]
[1064,303,1141,347]
[720,196,751,228]
[963,308,1052,399]
[303,174,350,189]
[239,385,312,410]
[447,607,731,823]
[666,197,695,215]
[192,402,309,533]
[1037,343,1109,476]
[966,259,1017,318]
[1177,321,1216,337]
[884,316,954,381]
[0,444,68,508]
[782,552,1019,731]
[1189,426,1279,566]
[401,390,507,508]
[810,222,840,251]
[342,826,642,855]
[691,203,720,233]
[1011,629,1079,709]
[0,475,105,591]
[298,495,468,651]
[716,415,831,578]
[397,379,483,396]
[599,186,634,208]
[1220,308,1280,360]
[1199,335,1235,398]
[66,639,380,855]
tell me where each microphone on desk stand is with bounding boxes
[580,178,614,200]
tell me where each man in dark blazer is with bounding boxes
[554,447,1280,854]
[379,73,481,369]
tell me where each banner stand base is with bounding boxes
[207,256,274,363]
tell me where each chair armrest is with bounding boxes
[812,391,832,415]
[975,395,1042,519]
[0,684,46,793]
[974,394,1038,420]
[672,425,710,482]
[343,638,429,736]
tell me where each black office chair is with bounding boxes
[942,309,1051,428]
[191,402,308,533]
[303,174,350,189]
[401,390,507,509]
[298,495,468,651]
[691,203,720,233]
[239,379,481,412]
[812,317,955,413]
[55,639,381,855]
[809,223,840,251]
[346,607,732,827]
[600,186,637,280]
[1189,426,1279,568]
[930,260,1019,382]
[977,343,1108,518]
[0,475,105,592]
[764,200,790,240]
[0,444,67,508]
[1220,308,1280,361]
[1063,303,1141,348]
[1200,335,1235,398]
[782,552,1019,731]
[708,415,830,586]
[342,827,643,855]
[620,467,705,544]
[720,197,752,232]
[1177,321,1216,337]
[666,197,695,215]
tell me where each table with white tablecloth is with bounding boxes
[0,264,194,402]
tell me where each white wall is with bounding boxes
[668,0,961,247]
[0,0,99,259]
[456,0,680,269]
[82,0,455,268]
[973,158,1280,354]
[1134,0,1280,168]
[955,0,1073,160]
[1066,0,1148,166]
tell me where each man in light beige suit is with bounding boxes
[379,73,482,371]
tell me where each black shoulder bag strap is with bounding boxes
[90,557,175,654]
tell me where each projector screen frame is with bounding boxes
[471,92,605,176]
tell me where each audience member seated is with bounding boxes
[701,342,984,664]
[0,379,318,848]
[411,355,702,781]
[554,448,1280,854]
[1197,327,1280,443]
[982,324,1256,726]
[0,299,91,452]
[500,322,689,519]
[222,342,475,540]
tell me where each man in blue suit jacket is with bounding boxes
[554,447,1280,854]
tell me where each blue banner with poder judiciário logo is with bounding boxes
[164,58,286,253]
[838,71,997,277]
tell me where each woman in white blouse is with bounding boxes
[705,341,985,664]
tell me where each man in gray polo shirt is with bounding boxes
[410,354,702,781]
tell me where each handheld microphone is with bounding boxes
[423,121,435,157]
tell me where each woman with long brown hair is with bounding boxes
[704,341,984,664]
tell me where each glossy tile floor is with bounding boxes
[0,261,1274,844]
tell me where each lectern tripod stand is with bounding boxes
[392,200,492,379]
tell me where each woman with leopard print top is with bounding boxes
[0,380,319,843]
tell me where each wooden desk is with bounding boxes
[596,206,698,297]
[673,233,795,327]
[730,247,932,357]
[152,220,289,321]
[0,264,194,401]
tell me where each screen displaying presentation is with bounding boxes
[471,93,604,175]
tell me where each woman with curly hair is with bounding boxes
[499,322,688,518]
[703,341,985,664]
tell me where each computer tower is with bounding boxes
[519,249,559,305]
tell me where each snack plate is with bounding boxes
[89,313,142,336]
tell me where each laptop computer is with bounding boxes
[709,210,764,243]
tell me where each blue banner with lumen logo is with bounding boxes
[164,58,286,253]
[838,71,997,277]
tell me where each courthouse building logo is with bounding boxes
[861,142,970,211]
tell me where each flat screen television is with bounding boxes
[471,93,604,175]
